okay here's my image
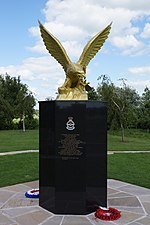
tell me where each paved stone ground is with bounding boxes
[0,179,150,225]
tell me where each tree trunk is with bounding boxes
[22,113,25,132]
[120,122,125,142]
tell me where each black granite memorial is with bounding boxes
[39,100,107,215]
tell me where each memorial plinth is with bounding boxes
[39,100,107,215]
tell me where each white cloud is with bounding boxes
[128,79,150,87]
[90,0,150,11]
[2,0,150,102]
[126,79,150,94]
[114,78,150,95]
[0,56,61,81]
[111,35,141,49]
[127,65,150,93]
[141,23,150,38]
[111,35,145,55]
[28,0,150,58]
[129,66,150,75]
[0,56,65,102]
[26,40,47,54]
[28,26,40,37]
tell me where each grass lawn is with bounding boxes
[0,129,150,152]
[108,153,150,189]
[0,152,149,188]
[0,153,39,187]
[108,135,150,151]
[0,130,38,152]
[108,129,150,151]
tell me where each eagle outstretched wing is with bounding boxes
[39,21,71,72]
[77,23,112,68]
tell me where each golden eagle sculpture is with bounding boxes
[39,21,112,100]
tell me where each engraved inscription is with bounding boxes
[58,134,83,157]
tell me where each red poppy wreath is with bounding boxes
[95,206,121,221]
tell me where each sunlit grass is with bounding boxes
[0,153,39,187]
[108,129,150,151]
[0,130,38,152]
[108,153,150,188]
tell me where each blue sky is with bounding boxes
[0,0,150,105]
[0,0,46,65]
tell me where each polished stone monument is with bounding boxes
[39,100,107,214]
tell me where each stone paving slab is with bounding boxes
[118,184,150,196]
[14,209,52,225]
[0,179,149,225]
[41,215,63,225]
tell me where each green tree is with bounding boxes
[87,87,98,100]
[96,75,140,141]
[0,75,14,129]
[0,74,36,130]
[112,83,139,141]
[97,75,117,130]
[138,87,150,131]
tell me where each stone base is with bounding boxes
[39,100,107,214]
